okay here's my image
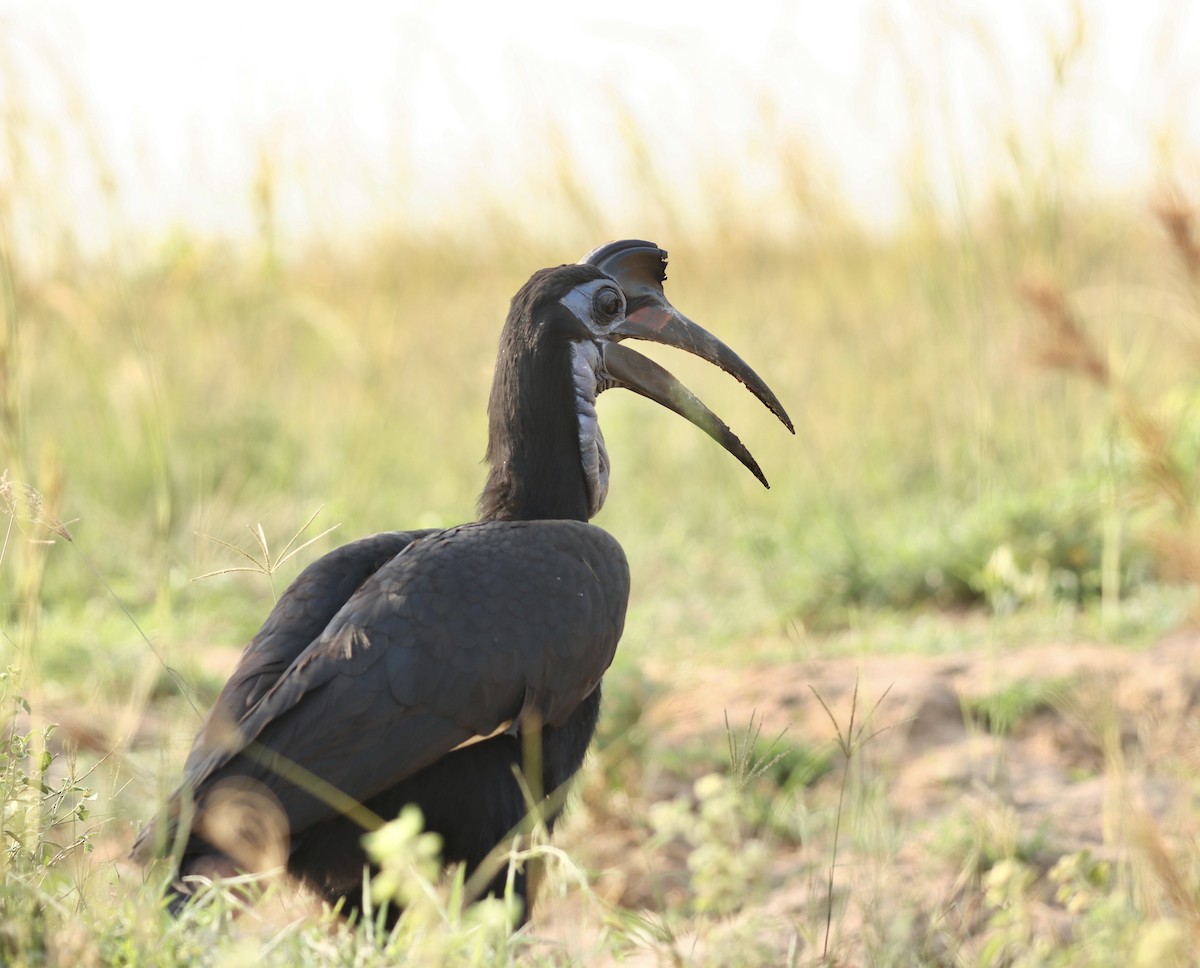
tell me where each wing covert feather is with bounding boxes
[182,520,628,838]
[182,530,436,772]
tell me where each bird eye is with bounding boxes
[594,287,623,320]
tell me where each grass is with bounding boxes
[8,27,1200,965]
[4,194,1200,962]
[962,677,1071,737]
[2,192,1200,962]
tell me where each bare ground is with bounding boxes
[538,627,1200,965]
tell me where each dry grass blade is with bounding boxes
[1020,279,1110,387]
[272,505,338,568]
[1150,527,1200,586]
[237,739,386,835]
[0,469,72,541]
[193,507,339,599]
[1022,243,1200,620]
[810,678,899,755]
[192,533,269,575]
[1129,807,1200,941]
[809,675,901,961]
[1153,185,1200,282]
[724,709,790,790]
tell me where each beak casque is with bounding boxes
[579,240,794,487]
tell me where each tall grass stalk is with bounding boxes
[1023,186,1200,613]
[810,677,897,961]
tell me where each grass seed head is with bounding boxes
[1153,185,1200,281]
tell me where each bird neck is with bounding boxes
[478,340,593,523]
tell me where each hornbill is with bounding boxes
[132,240,793,923]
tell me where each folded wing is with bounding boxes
[135,519,629,860]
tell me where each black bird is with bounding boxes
[132,240,793,922]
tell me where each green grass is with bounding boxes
[962,677,1072,737]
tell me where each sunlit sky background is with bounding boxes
[3,1,1199,252]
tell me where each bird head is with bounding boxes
[579,239,793,486]
[482,242,793,522]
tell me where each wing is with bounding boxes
[150,520,628,853]
[132,529,434,863]
[182,529,437,772]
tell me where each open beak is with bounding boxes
[580,240,794,488]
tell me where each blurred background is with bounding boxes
[6,2,1200,962]
[4,0,1198,646]
[5,2,1200,254]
